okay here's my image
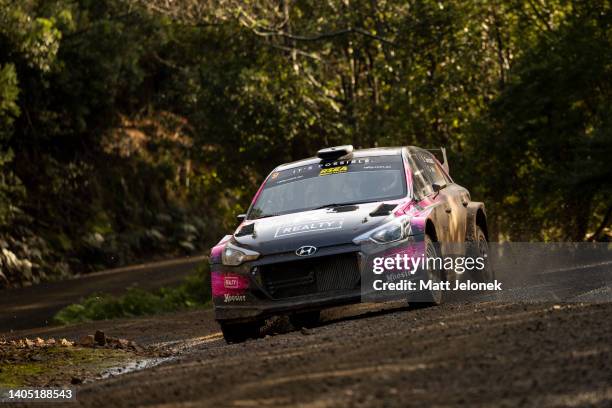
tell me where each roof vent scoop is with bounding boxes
[317,145,354,161]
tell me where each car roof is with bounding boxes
[274,147,406,171]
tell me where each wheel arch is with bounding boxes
[425,219,438,242]
[466,202,488,241]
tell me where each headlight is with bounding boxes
[369,218,411,244]
[222,242,260,266]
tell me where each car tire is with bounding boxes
[289,311,321,328]
[220,321,262,344]
[410,234,444,306]
[467,226,494,282]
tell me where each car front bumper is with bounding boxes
[210,236,426,323]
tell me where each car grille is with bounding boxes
[259,253,360,299]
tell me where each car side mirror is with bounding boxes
[236,214,246,222]
[432,183,444,193]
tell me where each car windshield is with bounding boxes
[248,155,407,219]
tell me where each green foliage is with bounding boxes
[1,0,611,287]
[473,1,612,240]
[0,63,20,126]
[0,62,24,226]
[53,263,211,324]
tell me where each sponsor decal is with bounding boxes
[363,165,392,170]
[224,276,240,289]
[295,245,317,256]
[275,219,344,238]
[212,272,249,297]
[319,166,348,176]
[320,158,370,168]
[224,294,246,303]
[265,157,399,188]
[277,175,305,185]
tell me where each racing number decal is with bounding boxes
[319,166,348,176]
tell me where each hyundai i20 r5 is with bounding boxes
[210,145,490,343]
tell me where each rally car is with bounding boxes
[210,145,490,343]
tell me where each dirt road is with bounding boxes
[5,301,609,407]
[0,255,206,332]
[3,254,612,407]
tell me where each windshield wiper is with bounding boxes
[314,201,370,210]
[253,213,281,220]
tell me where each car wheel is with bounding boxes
[220,321,262,344]
[467,226,494,282]
[411,234,444,306]
[289,311,321,328]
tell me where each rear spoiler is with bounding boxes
[425,147,449,174]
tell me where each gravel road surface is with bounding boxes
[3,254,611,407]
[11,301,606,408]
